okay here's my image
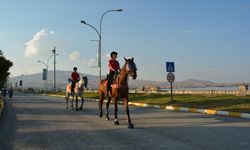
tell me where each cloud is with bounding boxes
[88,58,96,67]
[69,51,81,61]
[25,29,54,58]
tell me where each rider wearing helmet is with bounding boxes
[106,51,121,96]
[71,67,80,95]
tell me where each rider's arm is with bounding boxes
[108,61,116,72]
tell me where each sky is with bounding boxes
[0,0,250,83]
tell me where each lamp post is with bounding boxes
[80,9,123,82]
[37,60,47,94]
[38,54,57,95]
[51,46,59,93]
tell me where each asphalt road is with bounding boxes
[0,94,250,150]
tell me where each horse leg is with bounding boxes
[71,95,74,110]
[80,96,84,110]
[65,92,69,109]
[114,97,119,125]
[76,95,79,111]
[124,96,134,129]
[99,92,105,118]
[105,97,111,121]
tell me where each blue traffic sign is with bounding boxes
[166,62,175,72]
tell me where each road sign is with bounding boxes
[166,62,175,72]
[42,69,47,80]
[167,72,175,83]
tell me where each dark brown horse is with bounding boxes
[99,57,137,128]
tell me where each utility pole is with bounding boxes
[52,46,56,93]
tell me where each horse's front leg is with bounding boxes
[105,97,111,121]
[65,92,69,109]
[99,92,105,118]
[75,95,79,111]
[114,97,119,125]
[124,96,134,129]
[80,96,84,110]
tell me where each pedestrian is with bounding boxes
[2,88,7,100]
[8,86,13,101]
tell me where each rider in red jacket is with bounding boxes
[107,51,121,96]
[71,67,80,95]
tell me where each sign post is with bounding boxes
[166,62,175,102]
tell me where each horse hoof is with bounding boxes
[99,113,103,118]
[114,120,120,125]
[79,107,83,110]
[106,117,110,121]
[128,123,134,129]
[66,107,68,109]
[76,108,79,111]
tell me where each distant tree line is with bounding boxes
[0,50,13,89]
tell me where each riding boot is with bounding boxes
[71,82,76,96]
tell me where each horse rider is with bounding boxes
[71,67,80,95]
[106,51,121,96]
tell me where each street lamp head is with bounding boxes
[115,9,123,12]
[80,20,87,24]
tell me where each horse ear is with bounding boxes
[132,57,134,61]
[124,57,128,61]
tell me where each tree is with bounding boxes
[0,50,13,89]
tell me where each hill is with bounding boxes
[8,71,244,90]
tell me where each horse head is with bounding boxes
[124,57,137,79]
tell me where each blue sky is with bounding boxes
[1,0,250,82]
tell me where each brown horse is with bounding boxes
[99,57,137,128]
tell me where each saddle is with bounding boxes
[67,83,79,93]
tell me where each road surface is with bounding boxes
[0,94,250,150]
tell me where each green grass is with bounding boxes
[127,93,250,113]
[51,92,250,113]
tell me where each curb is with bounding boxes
[48,94,250,119]
[128,102,250,119]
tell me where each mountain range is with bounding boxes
[8,70,245,90]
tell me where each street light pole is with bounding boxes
[52,46,56,93]
[80,9,123,82]
[38,54,57,95]
[37,60,47,94]
[38,55,53,95]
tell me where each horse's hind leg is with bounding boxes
[105,97,111,121]
[99,92,105,118]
